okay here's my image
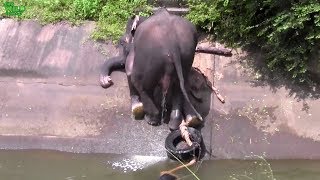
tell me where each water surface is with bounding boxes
[0,150,319,180]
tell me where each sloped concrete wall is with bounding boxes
[0,19,118,80]
[1,18,320,159]
[0,19,211,157]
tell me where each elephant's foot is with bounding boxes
[99,75,113,88]
[186,115,203,128]
[131,102,144,120]
[169,118,182,131]
[168,110,183,131]
[145,115,161,126]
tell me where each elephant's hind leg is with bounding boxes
[168,82,183,131]
[126,49,144,120]
[127,76,145,120]
[131,76,161,126]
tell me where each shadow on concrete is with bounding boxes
[234,48,320,101]
[209,106,320,159]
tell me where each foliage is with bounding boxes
[20,0,76,24]
[187,0,320,82]
[73,0,103,20]
[92,0,152,43]
[0,0,152,41]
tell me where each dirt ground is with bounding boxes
[1,19,320,159]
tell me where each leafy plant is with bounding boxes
[187,0,320,82]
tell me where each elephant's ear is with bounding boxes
[131,15,140,35]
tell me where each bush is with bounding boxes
[187,0,320,82]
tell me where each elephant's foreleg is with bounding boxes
[99,56,125,88]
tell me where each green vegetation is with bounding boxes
[0,0,152,42]
[187,0,320,82]
[91,0,152,42]
[1,0,319,81]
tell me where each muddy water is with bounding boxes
[0,150,320,180]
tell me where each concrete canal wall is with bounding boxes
[1,18,320,159]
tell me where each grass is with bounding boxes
[0,0,152,42]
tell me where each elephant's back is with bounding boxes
[136,13,196,43]
[134,14,177,49]
[134,11,197,61]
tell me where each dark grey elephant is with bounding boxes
[121,8,203,130]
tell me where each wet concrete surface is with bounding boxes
[205,51,320,159]
[0,19,171,157]
[1,19,320,159]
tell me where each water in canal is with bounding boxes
[0,149,320,180]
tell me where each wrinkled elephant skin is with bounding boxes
[122,8,203,129]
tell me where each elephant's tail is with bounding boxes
[171,52,203,122]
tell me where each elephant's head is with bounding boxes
[119,15,147,57]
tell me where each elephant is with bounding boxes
[120,8,203,130]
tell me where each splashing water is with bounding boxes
[106,156,166,173]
